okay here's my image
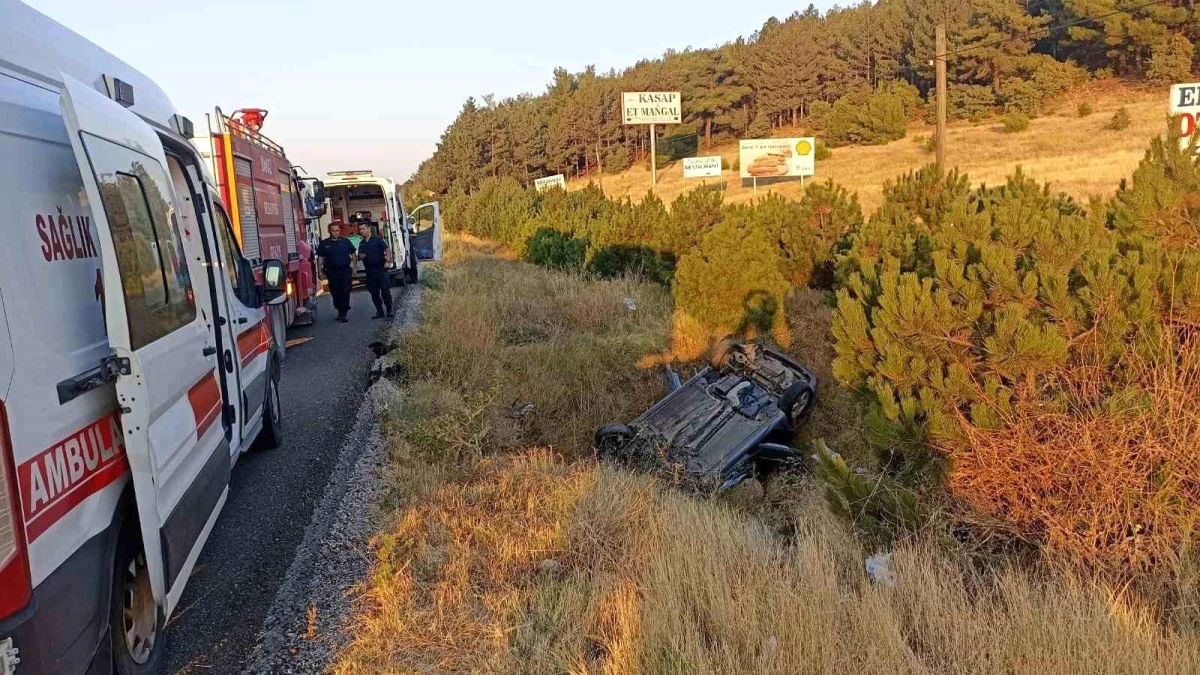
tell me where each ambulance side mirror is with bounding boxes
[311,180,325,203]
[262,259,288,305]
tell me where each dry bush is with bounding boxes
[948,335,1200,579]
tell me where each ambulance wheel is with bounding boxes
[256,359,283,450]
[109,527,165,674]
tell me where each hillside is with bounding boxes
[577,80,1166,213]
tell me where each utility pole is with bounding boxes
[650,123,658,188]
[935,23,947,169]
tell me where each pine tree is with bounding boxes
[1147,33,1195,85]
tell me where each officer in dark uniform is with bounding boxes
[316,222,356,323]
[357,222,393,319]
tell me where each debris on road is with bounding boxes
[285,336,316,349]
[595,341,818,490]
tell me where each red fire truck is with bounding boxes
[194,109,322,350]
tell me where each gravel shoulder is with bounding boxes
[243,285,420,674]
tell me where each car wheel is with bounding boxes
[710,339,741,370]
[594,423,634,459]
[256,361,283,450]
[780,382,816,429]
[110,528,165,675]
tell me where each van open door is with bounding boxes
[59,74,230,614]
[409,201,442,261]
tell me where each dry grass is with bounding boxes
[582,80,1166,214]
[335,237,1200,674]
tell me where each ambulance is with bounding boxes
[1,3,287,672]
[318,170,442,286]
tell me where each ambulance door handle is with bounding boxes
[203,346,217,357]
[237,317,248,325]
[223,350,234,373]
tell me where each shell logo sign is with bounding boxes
[795,139,813,156]
[738,137,817,179]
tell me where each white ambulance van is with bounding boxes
[318,171,442,285]
[0,3,287,672]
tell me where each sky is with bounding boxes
[26,0,823,185]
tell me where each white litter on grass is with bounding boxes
[624,297,637,311]
[865,552,896,587]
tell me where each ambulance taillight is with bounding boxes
[0,401,31,619]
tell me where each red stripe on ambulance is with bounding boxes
[188,372,222,438]
[18,413,127,542]
[237,319,270,367]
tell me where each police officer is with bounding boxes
[357,222,393,319]
[316,222,356,323]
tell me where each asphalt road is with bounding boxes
[165,287,395,674]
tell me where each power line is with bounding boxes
[946,0,1176,58]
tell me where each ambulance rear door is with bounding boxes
[59,73,229,614]
[409,202,442,261]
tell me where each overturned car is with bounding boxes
[594,341,818,489]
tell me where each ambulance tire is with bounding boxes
[109,525,166,675]
[256,358,283,450]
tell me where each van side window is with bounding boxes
[212,205,255,307]
[96,161,196,349]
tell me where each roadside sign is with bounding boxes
[534,174,566,192]
[1170,82,1200,151]
[622,92,681,125]
[739,138,815,179]
[683,156,722,178]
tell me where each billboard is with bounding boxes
[534,174,566,192]
[623,92,681,125]
[739,138,816,179]
[1170,82,1200,152]
[683,156,723,178]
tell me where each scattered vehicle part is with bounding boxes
[595,341,817,489]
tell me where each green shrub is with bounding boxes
[826,88,907,147]
[1002,111,1031,133]
[674,210,791,336]
[1109,107,1132,131]
[829,156,1196,481]
[811,440,927,545]
[789,180,863,289]
[658,185,724,256]
[1148,33,1195,86]
[1078,102,1093,117]
[587,245,675,284]
[746,113,772,138]
[524,228,586,270]
[807,100,832,130]
[924,135,937,154]
[814,141,832,161]
[945,84,998,121]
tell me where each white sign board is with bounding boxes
[623,92,681,125]
[739,137,816,179]
[534,174,566,192]
[683,156,723,178]
[1170,82,1200,152]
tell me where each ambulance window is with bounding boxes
[213,206,255,307]
[212,206,240,290]
[97,163,197,349]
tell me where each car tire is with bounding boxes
[255,360,283,450]
[109,526,165,675]
[710,339,741,370]
[594,423,635,459]
[780,381,816,429]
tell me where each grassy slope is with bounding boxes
[334,237,1199,674]
[581,80,1165,213]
